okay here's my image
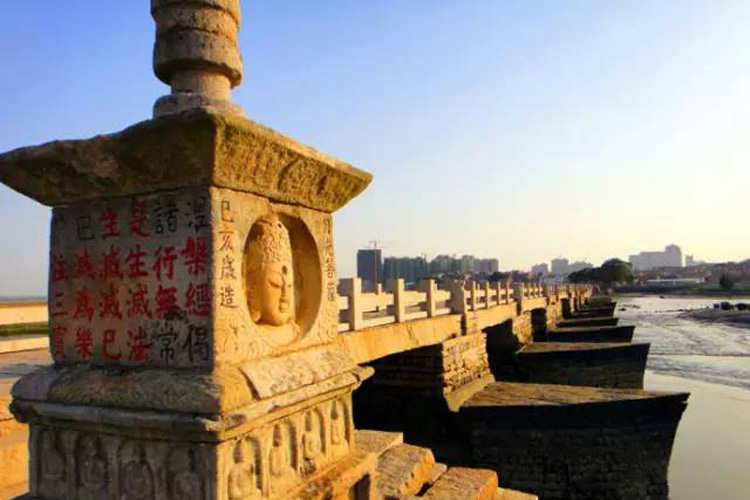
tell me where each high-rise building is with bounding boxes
[531,263,549,277]
[551,258,569,276]
[476,258,499,274]
[629,245,683,271]
[356,249,382,286]
[459,255,476,274]
[383,256,429,284]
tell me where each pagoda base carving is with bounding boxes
[14,375,374,500]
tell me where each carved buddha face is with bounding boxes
[246,214,296,328]
[258,261,294,326]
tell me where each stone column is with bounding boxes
[0,2,377,499]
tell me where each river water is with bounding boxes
[615,295,750,499]
[616,295,750,389]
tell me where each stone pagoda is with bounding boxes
[0,1,376,499]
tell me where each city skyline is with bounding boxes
[2,1,750,296]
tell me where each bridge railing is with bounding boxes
[337,279,593,333]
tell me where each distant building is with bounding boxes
[569,261,593,274]
[459,255,475,274]
[551,258,569,276]
[629,245,683,271]
[429,254,457,275]
[475,258,499,274]
[530,263,549,277]
[356,249,382,287]
[383,256,429,284]
[376,253,499,281]
[685,255,707,267]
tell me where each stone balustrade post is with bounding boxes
[446,280,468,314]
[484,281,492,308]
[513,283,526,314]
[505,279,512,304]
[340,277,364,330]
[374,282,385,312]
[386,278,406,322]
[469,281,478,311]
[417,279,438,317]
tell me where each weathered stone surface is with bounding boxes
[287,449,377,500]
[337,314,462,365]
[376,443,436,499]
[502,342,650,389]
[151,0,244,116]
[0,111,371,213]
[460,382,689,500]
[365,334,491,397]
[421,467,498,500]
[496,487,538,500]
[556,316,619,328]
[547,325,635,343]
[353,429,403,456]
[6,109,376,500]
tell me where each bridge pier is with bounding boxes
[460,383,688,500]
[546,325,635,343]
[348,291,686,499]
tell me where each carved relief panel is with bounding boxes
[27,394,355,500]
[211,187,339,364]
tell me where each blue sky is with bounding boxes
[2,1,750,296]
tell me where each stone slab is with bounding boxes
[556,317,619,328]
[337,314,462,365]
[376,443,436,499]
[461,381,688,410]
[0,110,371,213]
[497,488,538,500]
[519,342,645,354]
[421,467,498,500]
[353,429,403,456]
[509,343,650,389]
[546,325,634,343]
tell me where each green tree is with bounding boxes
[599,258,635,285]
[569,259,634,285]
[719,273,735,291]
[569,268,595,283]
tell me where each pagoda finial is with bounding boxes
[152,0,244,117]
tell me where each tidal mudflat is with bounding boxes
[618,296,750,499]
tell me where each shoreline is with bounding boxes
[676,308,750,329]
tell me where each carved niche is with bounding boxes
[38,428,67,499]
[168,446,204,500]
[119,441,155,500]
[242,211,322,351]
[76,434,108,500]
[330,398,351,451]
[301,409,326,475]
[228,437,263,499]
[268,420,299,495]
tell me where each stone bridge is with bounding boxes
[335,279,591,366]
[0,2,687,499]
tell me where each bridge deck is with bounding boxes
[461,381,687,408]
